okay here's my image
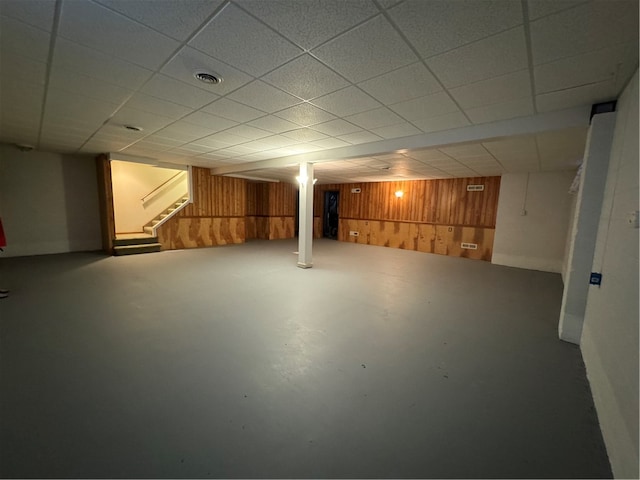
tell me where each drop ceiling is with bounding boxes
[0,0,637,183]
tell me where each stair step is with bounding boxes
[143,226,154,235]
[113,243,161,256]
[113,235,159,247]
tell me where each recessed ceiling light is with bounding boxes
[194,72,223,85]
[123,125,143,132]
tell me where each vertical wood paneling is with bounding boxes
[95,154,115,254]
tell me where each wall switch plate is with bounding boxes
[589,272,602,286]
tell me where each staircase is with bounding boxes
[113,234,162,256]
[143,196,189,236]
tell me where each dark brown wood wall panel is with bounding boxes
[268,182,297,216]
[211,175,246,217]
[333,176,499,227]
[95,154,116,254]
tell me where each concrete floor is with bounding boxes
[0,239,611,478]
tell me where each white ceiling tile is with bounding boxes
[536,80,618,113]
[281,128,329,142]
[388,0,522,59]
[310,119,361,136]
[189,3,302,77]
[202,98,266,122]
[311,137,352,149]
[389,92,459,121]
[53,38,153,89]
[534,42,637,94]
[527,0,587,20]
[224,125,272,141]
[48,67,134,105]
[94,0,224,41]
[311,86,381,117]
[0,0,56,31]
[412,111,470,133]
[196,130,249,147]
[246,115,300,134]
[0,54,46,92]
[258,135,301,148]
[530,1,638,65]
[0,15,50,62]
[466,97,534,124]
[44,88,119,126]
[109,107,176,133]
[237,0,378,50]
[312,15,418,83]
[426,27,528,88]
[357,62,442,105]
[124,93,192,119]
[274,103,336,126]
[344,107,405,130]
[161,47,252,96]
[228,80,301,113]
[370,123,422,139]
[58,0,180,70]
[141,74,219,110]
[449,70,531,109]
[262,54,350,100]
[338,131,383,144]
[154,121,212,142]
[181,111,237,131]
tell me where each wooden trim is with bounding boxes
[95,154,115,254]
[338,217,496,229]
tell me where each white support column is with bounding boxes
[297,162,314,269]
[558,112,616,344]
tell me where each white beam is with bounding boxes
[210,106,591,176]
[297,162,314,269]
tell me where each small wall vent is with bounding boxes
[461,242,478,250]
[466,185,484,191]
[351,188,361,193]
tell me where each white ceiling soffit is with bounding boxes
[0,0,636,183]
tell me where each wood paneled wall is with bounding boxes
[157,167,247,249]
[315,177,500,226]
[245,182,297,240]
[314,177,500,261]
[95,154,116,254]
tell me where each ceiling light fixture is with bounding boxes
[194,72,223,85]
[123,125,143,132]
[296,175,318,185]
[395,190,404,198]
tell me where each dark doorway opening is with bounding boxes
[323,191,339,239]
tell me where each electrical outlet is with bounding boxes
[627,211,639,228]
[349,231,359,237]
[590,272,602,286]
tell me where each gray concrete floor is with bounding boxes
[0,239,611,478]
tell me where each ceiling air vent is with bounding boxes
[194,72,223,85]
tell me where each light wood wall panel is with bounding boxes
[157,217,245,249]
[339,219,495,260]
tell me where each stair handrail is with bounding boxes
[141,170,187,204]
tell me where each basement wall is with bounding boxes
[0,145,101,257]
[492,171,576,273]
[580,70,639,479]
[314,177,500,261]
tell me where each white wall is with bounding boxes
[580,71,639,479]
[0,145,102,257]
[562,192,578,282]
[111,160,187,234]
[492,171,576,273]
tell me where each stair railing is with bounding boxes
[141,170,187,205]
